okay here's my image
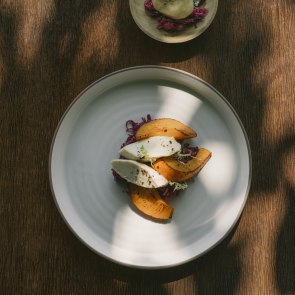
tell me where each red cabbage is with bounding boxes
[121,114,152,147]
[158,184,179,200]
[144,0,208,32]
[178,142,199,163]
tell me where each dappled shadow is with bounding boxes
[1,0,294,294]
[195,242,242,295]
[0,0,249,294]
[0,1,122,294]
[275,183,295,293]
[275,133,295,293]
[115,0,293,294]
[116,0,267,293]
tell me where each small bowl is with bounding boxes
[129,0,218,43]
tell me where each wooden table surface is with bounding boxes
[1,0,294,294]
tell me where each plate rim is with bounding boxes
[49,65,252,269]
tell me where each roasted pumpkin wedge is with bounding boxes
[152,159,197,182]
[135,118,197,141]
[153,148,212,182]
[128,184,174,220]
[164,148,212,172]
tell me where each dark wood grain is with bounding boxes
[0,0,294,294]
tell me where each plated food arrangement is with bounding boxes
[49,66,251,268]
[111,115,212,220]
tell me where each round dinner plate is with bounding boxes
[129,0,218,43]
[49,66,251,269]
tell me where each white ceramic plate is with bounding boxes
[129,0,218,43]
[49,66,251,269]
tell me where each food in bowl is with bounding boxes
[111,115,211,220]
[144,0,208,32]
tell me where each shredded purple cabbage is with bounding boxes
[158,184,179,200]
[178,142,199,163]
[144,0,156,11]
[144,0,208,32]
[121,114,152,147]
